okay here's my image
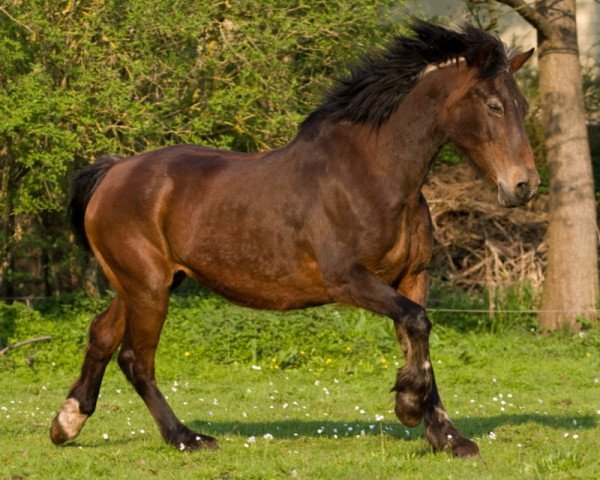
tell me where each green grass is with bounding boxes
[1,291,600,479]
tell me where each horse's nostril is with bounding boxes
[515,181,529,195]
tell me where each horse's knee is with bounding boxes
[396,305,431,339]
[411,310,432,338]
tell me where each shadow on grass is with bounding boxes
[189,412,598,440]
[53,413,596,454]
[457,413,598,437]
[193,420,421,441]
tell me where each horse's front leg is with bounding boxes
[329,266,478,457]
[397,271,479,457]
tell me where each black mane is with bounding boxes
[304,19,508,128]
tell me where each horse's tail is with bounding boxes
[69,155,120,251]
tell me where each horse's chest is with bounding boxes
[372,203,433,284]
[373,232,413,282]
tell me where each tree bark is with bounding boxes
[536,0,598,329]
[495,0,598,329]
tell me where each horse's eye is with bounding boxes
[487,102,504,116]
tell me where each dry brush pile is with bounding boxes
[423,162,548,292]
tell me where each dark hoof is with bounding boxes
[394,391,424,427]
[169,428,219,451]
[451,437,480,458]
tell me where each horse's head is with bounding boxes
[440,47,540,207]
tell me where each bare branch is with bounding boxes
[495,0,554,39]
[0,6,35,34]
[0,336,51,356]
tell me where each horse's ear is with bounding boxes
[509,48,534,73]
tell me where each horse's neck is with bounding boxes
[288,69,455,202]
[374,75,453,194]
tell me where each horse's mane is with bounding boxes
[303,19,508,128]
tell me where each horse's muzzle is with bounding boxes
[497,174,540,208]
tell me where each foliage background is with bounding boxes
[0,0,402,297]
[1,0,599,299]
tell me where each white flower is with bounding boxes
[375,414,384,422]
[572,434,579,440]
[247,436,256,443]
[263,433,274,440]
[488,431,496,440]
[179,443,185,451]
[251,365,262,370]
[102,433,109,440]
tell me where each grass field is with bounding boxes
[1,289,600,479]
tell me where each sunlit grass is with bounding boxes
[1,293,600,479]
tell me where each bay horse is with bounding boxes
[51,19,538,457]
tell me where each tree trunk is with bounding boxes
[536,0,598,329]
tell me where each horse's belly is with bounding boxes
[183,255,329,311]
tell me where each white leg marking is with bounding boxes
[56,398,88,439]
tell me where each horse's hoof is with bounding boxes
[170,428,219,451]
[50,398,88,445]
[450,437,480,458]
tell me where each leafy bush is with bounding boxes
[0,0,402,295]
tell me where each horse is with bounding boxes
[50,19,538,458]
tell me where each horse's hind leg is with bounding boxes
[50,297,125,444]
[113,262,217,450]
